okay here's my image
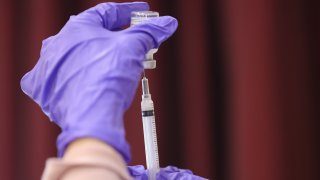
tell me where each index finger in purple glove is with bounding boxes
[74,2,149,29]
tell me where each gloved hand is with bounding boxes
[20,2,178,162]
[128,165,208,180]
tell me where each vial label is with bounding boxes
[131,11,159,26]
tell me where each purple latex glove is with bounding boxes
[20,2,178,162]
[128,165,207,180]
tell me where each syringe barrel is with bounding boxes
[142,115,160,180]
[141,92,160,180]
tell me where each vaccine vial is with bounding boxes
[131,11,159,69]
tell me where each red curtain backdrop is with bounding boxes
[1,0,319,180]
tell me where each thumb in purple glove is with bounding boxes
[128,165,148,180]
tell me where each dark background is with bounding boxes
[1,0,319,179]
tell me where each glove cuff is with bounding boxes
[57,126,131,163]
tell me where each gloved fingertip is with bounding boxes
[154,16,178,30]
[123,1,150,11]
[161,165,179,172]
[112,2,150,27]
[128,165,146,176]
[127,15,178,49]
[74,2,150,29]
[20,73,32,96]
[143,16,178,36]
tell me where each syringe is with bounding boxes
[141,76,160,180]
